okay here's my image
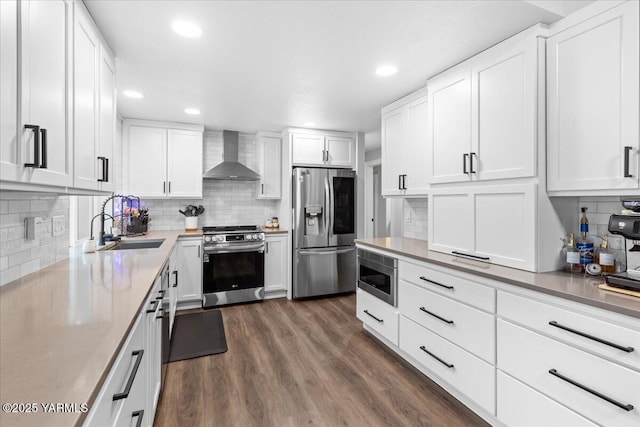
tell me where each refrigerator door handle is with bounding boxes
[327,174,335,239]
[298,247,356,256]
[324,174,331,238]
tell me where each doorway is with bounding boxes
[365,159,399,238]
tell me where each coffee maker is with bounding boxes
[606,208,640,292]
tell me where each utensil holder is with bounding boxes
[185,216,198,231]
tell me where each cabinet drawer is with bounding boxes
[498,291,640,371]
[498,320,640,427]
[399,316,495,414]
[83,314,146,426]
[399,260,495,312]
[497,371,596,427]
[399,280,495,363]
[356,289,399,346]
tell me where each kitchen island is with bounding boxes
[0,231,188,427]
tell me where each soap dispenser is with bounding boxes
[596,235,616,274]
[562,233,581,273]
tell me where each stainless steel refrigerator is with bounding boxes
[292,167,357,298]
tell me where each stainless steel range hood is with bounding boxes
[203,130,261,180]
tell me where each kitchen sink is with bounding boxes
[108,239,165,250]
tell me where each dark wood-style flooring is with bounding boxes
[154,294,489,427]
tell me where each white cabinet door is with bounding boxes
[427,68,472,184]
[256,132,281,199]
[326,136,353,167]
[291,133,325,165]
[167,129,203,198]
[547,1,639,192]
[381,107,405,196]
[98,45,116,192]
[20,0,73,187]
[0,0,19,182]
[264,235,287,294]
[126,126,167,198]
[73,5,100,190]
[471,37,537,181]
[169,249,178,336]
[404,97,429,195]
[177,239,202,303]
[429,192,473,254]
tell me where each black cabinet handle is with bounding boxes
[419,346,454,368]
[463,153,469,174]
[39,128,47,168]
[402,174,407,190]
[624,146,633,178]
[156,289,166,299]
[146,299,159,313]
[132,410,144,427]
[24,124,40,167]
[163,181,166,193]
[452,251,490,261]
[363,309,383,323]
[172,270,178,287]
[548,369,633,411]
[97,156,106,182]
[419,276,454,290]
[156,307,164,320]
[104,157,109,182]
[469,152,476,174]
[168,181,171,193]
[113,350,144,401]
[398,174,402,190]
[419,306,454,324]
[261,183,264,194]
[548,321,634,353]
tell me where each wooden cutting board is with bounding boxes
[598,283,640,298]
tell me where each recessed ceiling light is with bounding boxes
[303,122,316,127]
[375,65,398,77]
[184,108,201,115]
[122,90,144,99]
[172,21,202,38]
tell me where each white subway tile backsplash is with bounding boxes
[0,192,70,286]
[403,198,428,241]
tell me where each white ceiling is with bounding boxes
[84,0,592,151]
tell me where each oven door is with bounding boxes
[203,249,265,294]
[357,255,397,306]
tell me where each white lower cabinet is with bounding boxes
[85,277,163,427]
[497,319,640,427]
[497,371,597,427]
[177,238,202,304]
[399,316,495,413]
[264,234,288,296]
[356,289,399,346]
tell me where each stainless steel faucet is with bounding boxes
[98,194,136,246]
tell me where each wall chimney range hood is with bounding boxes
[203,130,261,180]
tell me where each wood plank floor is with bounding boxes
[154,294,490,427]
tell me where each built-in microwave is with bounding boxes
[357,248,397,306]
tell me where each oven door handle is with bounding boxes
[204,245,265,255]
[298,247,356,256]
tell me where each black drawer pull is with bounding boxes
[452,251,490,261]
[419,306,454,324]
[548,321,634,353]
[24,124,40,167]
[419,345,454,369]
[156,289,166,299]
[132,410,144,427]
[363,309,383,323]
[146,299,159,313]
[548,369,633,411]
[113,349,144,401]
[419,276,454,290]
[156,307,164,320]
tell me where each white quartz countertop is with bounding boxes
[0,231,191,427]
[356,237,640,319]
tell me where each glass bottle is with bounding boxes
[562,233,581,273]
[576,207,594,272]
[596,235,616,274]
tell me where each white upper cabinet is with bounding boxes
[381,89,429,196]
[124,120,203,199]
[291,131,355,168]
[427,32,540,184]
[256,131,281,199]
[3,0,74,188]
[98,44,116,192]
[547,1,639,194]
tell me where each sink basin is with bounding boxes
[108,239,165,250]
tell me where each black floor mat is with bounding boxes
[169,310,228,362]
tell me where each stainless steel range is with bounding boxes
[202,225,265,308]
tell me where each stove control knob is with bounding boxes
[216,236,224,243]
[204,236,211,243]
[257,234,263,240]
[246,234,254,240]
